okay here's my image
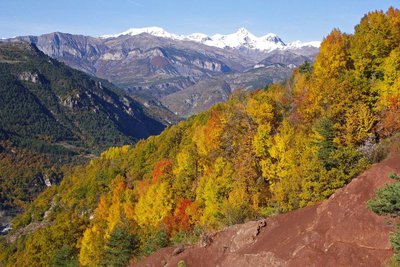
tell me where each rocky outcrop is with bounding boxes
[18,71,43,84]
[135,152,400,267]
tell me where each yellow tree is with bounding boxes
[134,181,173,228]
[350,10,397,79]
[79,225,105,267]
[193,108,225,157]
[196,157,234,228]
[267,120,304,211]
[311,29,355,121]
[172,147,197,199]
[342,103,376,146]
[313,29,351,80]
[246,91,275,177]
[376,47,400,109]
[373,41,400,136]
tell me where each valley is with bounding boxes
[0,4,399,267]
[0,41,175,235]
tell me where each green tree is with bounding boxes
[313,118,337,170]
[368,173,400,262]
[101,226,139,267]
[299,61,312,74]
[50,244,78,267]
[367,174,400,216]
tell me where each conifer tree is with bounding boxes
[101,226,139,267]
[368,173,400,262]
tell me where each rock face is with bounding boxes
[18,71,43,84]
[135,152,400,267]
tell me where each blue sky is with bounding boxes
[0,0,398,41]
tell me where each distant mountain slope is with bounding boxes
[162,63,293,117]
[136,150,400,267]
[8,29,318,116]
[162,78,232,116]
[257,50,314,67]
[0,41,175,222]
[9,32,253,97]
[0,42,171,152]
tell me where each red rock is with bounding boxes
[172,245,185,256]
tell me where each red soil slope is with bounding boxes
[135,152,400,267]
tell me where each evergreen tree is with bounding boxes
[50,245,78,267]
[299,61,312,74]
[368,173,400,262]
[313,118,337,170]
[101,226,139,267]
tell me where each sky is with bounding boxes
[0,0,398,42]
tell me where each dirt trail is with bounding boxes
[135,152,400,267]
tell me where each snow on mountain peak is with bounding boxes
[101,27,319,52]
[100,26,185,40]
[260,33,283,43]
[235,27,251,35]
[186,33,211,43]
[287,40,321,49]
[201,27,286,51]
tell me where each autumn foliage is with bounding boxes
[1,7,400,267]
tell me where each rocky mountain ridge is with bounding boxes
[8,29,319,117]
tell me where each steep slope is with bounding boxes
[0,41,174,229]
[0,41,170,152]
[161,78,232,116]
[257,50,313,67]
[136,151,400,267]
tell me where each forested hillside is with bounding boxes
[0,42,173,226]
[1,7,399,266]
[0,42,169,152]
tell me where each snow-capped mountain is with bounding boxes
[101,27,320,52]
[286,40,322,49]
[201,27,286,51]
[101,26,186,40]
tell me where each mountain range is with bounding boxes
[8,27,319,116]
[101,26,320,52]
